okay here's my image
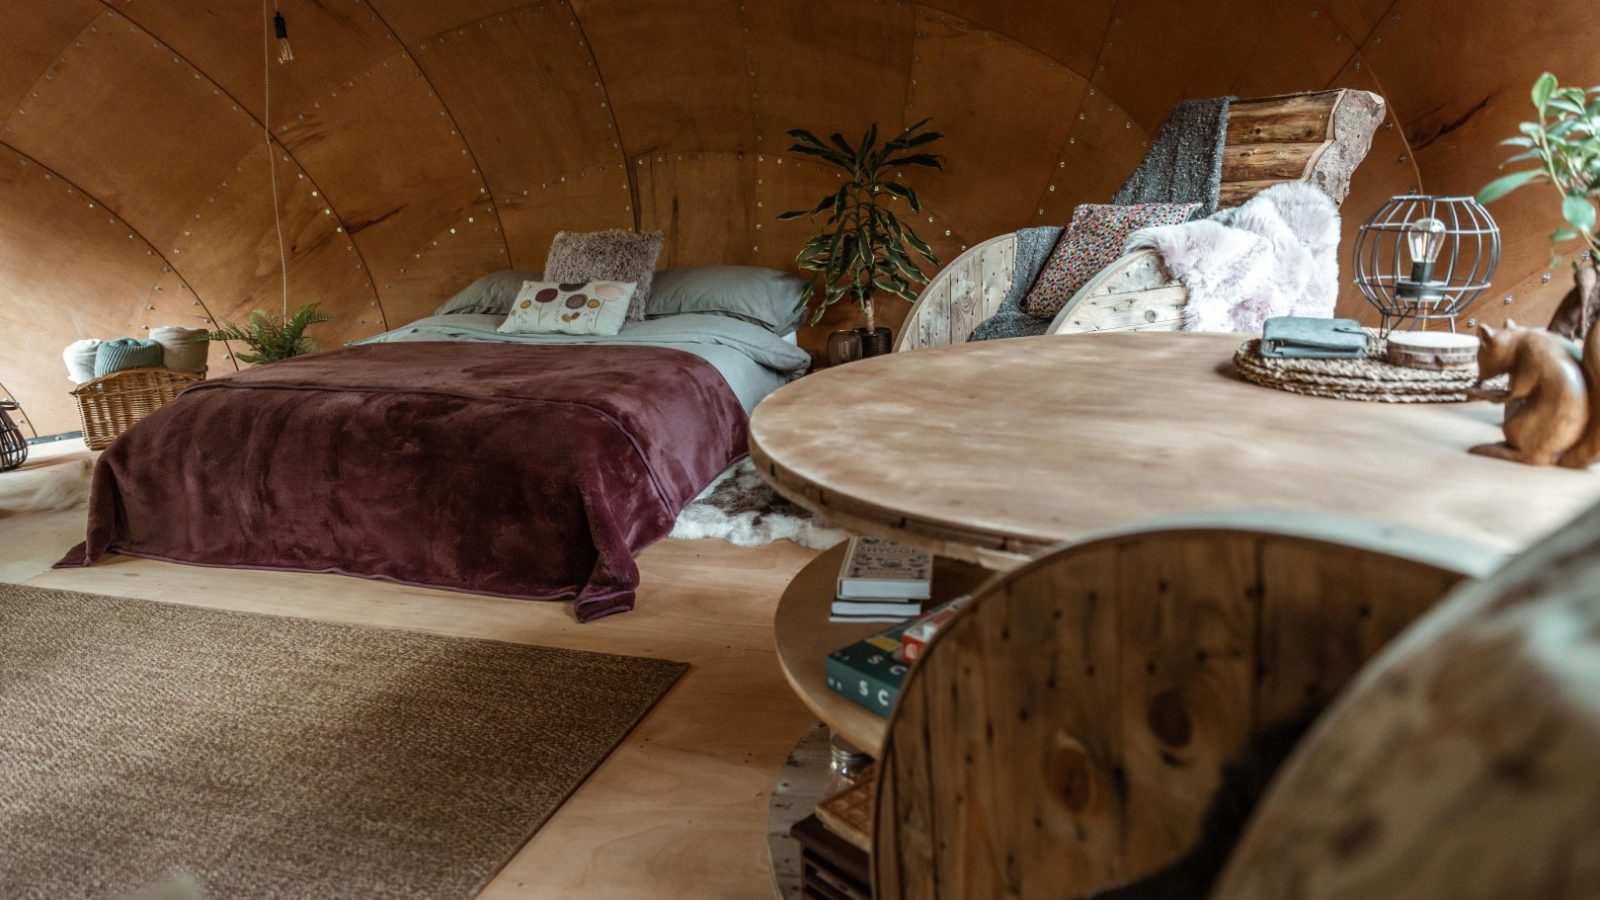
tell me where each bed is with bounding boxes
[57,309,811,622]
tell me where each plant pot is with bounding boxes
[855,326,893,358]
[825,330,863,367]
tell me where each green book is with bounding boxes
[825,621,914,718]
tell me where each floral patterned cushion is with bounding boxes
[1020,202,1199,320]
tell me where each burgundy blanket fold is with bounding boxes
[56,342,749,622]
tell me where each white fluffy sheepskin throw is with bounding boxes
[0,457,93,513]
[670,459,847,550]
[1126,182,1342,332]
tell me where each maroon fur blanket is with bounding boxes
[57,342,749,621]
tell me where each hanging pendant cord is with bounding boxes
[263,0,288,318]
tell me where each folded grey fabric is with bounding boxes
[1112,96,1233,218]
[92,337,164,377]
[150,325,209,374]
[1260,316,1367,359]
[969,226,1063,342]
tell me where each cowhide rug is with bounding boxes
[670,458,847,550]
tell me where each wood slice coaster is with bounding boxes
[1233,332,1500,403]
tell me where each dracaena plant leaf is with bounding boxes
[777,121,944,331]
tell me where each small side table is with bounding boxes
[773,542,990,756]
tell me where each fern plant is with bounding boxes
[205,303,334,364]
[778,120,943,332]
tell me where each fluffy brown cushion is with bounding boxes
[544,230,664,322]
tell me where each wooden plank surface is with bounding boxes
[1216,503,1600,900]
[750,332,1600,567]
[871,516,1482,899]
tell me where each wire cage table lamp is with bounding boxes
[1353,195,1500,334]
[0,399,27,471]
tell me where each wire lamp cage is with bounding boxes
[0,400,27,471]
[1353,195,1500,334]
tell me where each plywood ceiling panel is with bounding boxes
[412,1,627,266]
[274,50,505,317]
[4,8,258,250]
[364,0,527,44]
[572,0,755,153]
[1035,87,1151,225]
[1314,0,1395,44]
[169,142,386,351]
[637,152,757,269]
[379,211,508,324]
[1093,0,1358,132]
[920,0,1115,76]
[496,168,635,270]
[0,0,98,119]
[907,8,1086,243]
[113,0,398,124]
[745,0,915,149]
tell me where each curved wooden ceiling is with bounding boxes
[1,0,1594,433]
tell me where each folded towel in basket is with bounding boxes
[150,325,210,374]
[92,337,165,377]
[63,339,102,384]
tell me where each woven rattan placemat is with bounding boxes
[1233,331,1495,403]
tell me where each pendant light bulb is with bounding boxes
[274,12,293,64]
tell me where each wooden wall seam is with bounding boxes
[0,139,238,374]
[1027,0,1128,226]
[359,0,515,269]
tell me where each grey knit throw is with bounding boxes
[969,97,1233,342]
[969,226,1062,342]
[1112,96,1233,218]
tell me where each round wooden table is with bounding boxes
[750,332,1600,568]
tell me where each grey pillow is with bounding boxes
[646,266,809,334]
[544,230,664,322]
[434,269,542,316]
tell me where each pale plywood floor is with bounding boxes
[0,441,820,899]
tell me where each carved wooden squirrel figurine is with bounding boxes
[1471,319,1600,467]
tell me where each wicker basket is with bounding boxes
[72,367,202,450]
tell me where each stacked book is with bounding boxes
[831,537,932,623]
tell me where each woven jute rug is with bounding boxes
[0,584,686,899]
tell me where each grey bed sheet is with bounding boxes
[353,312,812,413]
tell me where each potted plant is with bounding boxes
[1479,72,1600,339]
[779,120,943,358]
[205,303,334,364]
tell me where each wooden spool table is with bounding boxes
[750,332,1600,568]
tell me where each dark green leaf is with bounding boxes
[883,153,943,170]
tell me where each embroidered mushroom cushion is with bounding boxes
[497,280,636,337]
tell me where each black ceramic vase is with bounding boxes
[855,326,893,358]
